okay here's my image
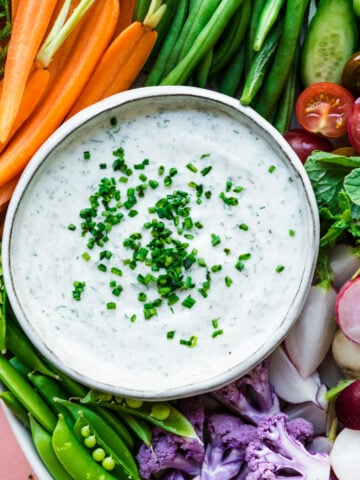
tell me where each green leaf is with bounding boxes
[309,151,360,168]
[344,168,360,205]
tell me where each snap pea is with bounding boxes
[6,312,58,379]
[29,415,74,480]
[0,390,29,426]
[254,0,309,120]
[118,411,153,447]
[57,399,140,480]
[240,20,283,106]
[0,354,57,432]
[161,0,213,77]
[9,355,31,377]
[160,0,245,86]
[253,0,285,51]
[0,244,6,354]
[81,389,199,439]
[209,0,251,76]
[52,413,118,480]
[218,42,246,97]
[145,0,189,86]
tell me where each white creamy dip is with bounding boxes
[6,91,317,398]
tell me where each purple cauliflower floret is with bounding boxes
[161,471,193,480]
[136,396,205,479]
[200,413,257,480]
[245,413,331,480]
[212,360,280,425]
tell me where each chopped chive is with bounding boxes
[110,267,122,276]
[186,163,198,173]
[212,318,219,328]
[107,302,116,310]
[110,117,117,126]
[197,258,206,267]
[212,329,224,338]
[130,314,137,322]
[167,331,176,339]
[128,209,138,217]
[98,264,107,272]
[180,336,197,347]
[223,248,231,255]
[72,281,86,301]
[99,250,112,260]
[99,163,107,169]
[138,292,147,302]
[119,176,128,183]
[211,233,221,246]
[164,176,172,187]
[233,186,244,193]
[239,253,251,261]
[225,276,233,287]
[226,181,232,192]
[169,167,178,177]
[289,229,295,236]
[235,260,245,271]
[68,224,76,231]
[158,165,165,176]
[268,165,276,173]
[200,166,212,176]
[239,223,248,231]
[205,191,212,199]
[276,265,285,273]
[149,180,159,189]
[182,295,196,308]
[211,265,222,273]
[83,151,90,160]
[82,252,91,261]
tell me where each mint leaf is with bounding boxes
[344,168,360,205]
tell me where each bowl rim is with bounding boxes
[2,85,320,400]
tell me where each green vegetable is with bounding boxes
[0,0,11,78]
[0,390,29,426]
[300,0,358,86]
[305,151,360,248]
[354,0,360,16]
[253,0,285,51]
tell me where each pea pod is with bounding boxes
[0,354,57,432]
[80,389,199,439]
[57,399,140,480]
[29,416,74,480]
[118,411,153,447]
[52,413,118,480]
[0,390,29,426]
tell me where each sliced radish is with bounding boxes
[330,428,360,479]
[285,284,337,377]
[335,379,360,429]
[335,274,360,344]
[327,244,360,292]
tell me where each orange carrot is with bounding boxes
[68,21,157,116]
[0,0,58,143]
[115,0,137,35]
[0,175,18,213]
[0,0,120,189]
[11,0,19,23]
[0,68,50,151]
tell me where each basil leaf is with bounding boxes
[344,168,360,205]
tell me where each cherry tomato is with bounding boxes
[296,82,354,138]
[342,51,360,97]
[283,128,333,163]
[347,97,360,153]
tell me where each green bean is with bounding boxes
[147,0,178,64]
[6,312,58,379]
[133,0,152,21]
[160,0,245,86]
[240,20,283,105]
[57,399,140,480]
[145,0,189,86]
[118,411,153,447]
[161,0,211,77]
[245,0,266,71]
[255,0,309,120]
[253,0,285,51]
[81,389,199,439]
[194,47,213,87]
[273,47,299,134]
[209,0,251,76]
[29,415,74,480]
[52,413,118,480]
[0,244,6,354]
[0,354,57,432]
[0,391,30,426]
[218,42,246,96]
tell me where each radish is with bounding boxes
[335,272,360,344]
[335,379,360,429]
[327,244,360,291]
[330,428,360,479]
[285,283,337,377]
[332,329,360,378]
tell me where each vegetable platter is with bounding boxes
[1,0,360,479]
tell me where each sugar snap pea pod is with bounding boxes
[9,355,32,377]
[133,0,152,21]
[161,0,211,77]
[29,415,74,480]
[209,0,251,76]
[6,312,58,379]
[52,413,118,480]
[273,48,299,134]
[80,390,199,439]
[0,354,57,432]
[218,42,246,96]
[253,0,285,51]
[0,391,30,426]
[145,0,189,86]
[240,20,283,106]
[255,0,309,120]
[118,411,153,447]
[245,0,266,71]
[160,0,245,86]
[56,399,140,480]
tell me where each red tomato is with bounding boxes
[283,128,333,163]
[296,82,354,138]
[347,97,360,153]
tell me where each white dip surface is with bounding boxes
[7,95,315,398]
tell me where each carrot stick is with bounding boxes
[11,0,19,23]
[0,0,120,189]
[0,68,50,151]
[0,175,18,213]
[0,0,58,143]
[115,0,137,34]
[68,21,157,116]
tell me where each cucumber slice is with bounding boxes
[300,0,358,87]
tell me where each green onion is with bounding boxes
[182,295,196,308]
[200,166,212,176]
[180,336,197,347]
[107,302,116,310]
[186,163,198,173]
[239,223,248,231]
[268,165,276,173]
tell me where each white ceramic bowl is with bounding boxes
[2,86,319,400]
